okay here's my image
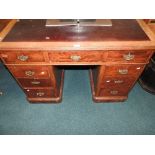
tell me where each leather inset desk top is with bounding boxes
[3,19,150,42]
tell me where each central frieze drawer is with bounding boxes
[107,50,152,63]
[1,51,46,64]
[7,66,51,78]
[48,51,106,63]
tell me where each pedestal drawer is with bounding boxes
[24,88,55,98]
[104,64,145,77]
[99,87,129,97]
[18,78,53,88]
[101,76,136,88]
[7,66,51,78]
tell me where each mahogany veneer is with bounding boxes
[0,19,155,103]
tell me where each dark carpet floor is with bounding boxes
[0,63,155,135]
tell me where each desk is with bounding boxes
[0,19,155,103]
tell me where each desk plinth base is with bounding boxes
[27,96,62,103]
[89,69,127,103]
[27,70,64,103]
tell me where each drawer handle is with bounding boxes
[31,81,40,85]
[123,53,134,61]
[110,90,118,95]
[18,55,29,61]
[114,80,124,84]
[25,71,35,76]
[118,69,128,75]
[70,55,81,61]
[36,92,45,97]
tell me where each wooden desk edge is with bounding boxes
[137,19,155,41]
[0,19,17,42]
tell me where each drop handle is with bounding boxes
[114,80,124,84]
[110,90,118,95]
[31,81,40,85]
[25,71,35,76]
[123,52,134,61]
[36,92,45,97]
[70,55,81,61]
[118,69,128,75]
[18,55,29,61]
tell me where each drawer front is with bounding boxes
[17,78,53,88]
[7,66,50,78]
[99,87,129,96]
[101,76,136,88]
[107,50,152,63]
[1,51,46,64]
[48,51,106,63]
[104,64,145,77]
[24,88,54,98]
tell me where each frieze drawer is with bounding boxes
[1,51,46,64]
[107,50,153,63]
[48,51,107,63]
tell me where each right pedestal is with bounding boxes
[90,64,145,103]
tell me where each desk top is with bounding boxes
[0,19,155,50]
[3,19,149,42]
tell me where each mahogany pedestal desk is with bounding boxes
[0,19,155,103]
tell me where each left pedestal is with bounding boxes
[6,65,64,103]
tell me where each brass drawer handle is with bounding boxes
[31,81,40,85]
[123,52,134,61]
[114,80,124,84]
[110,90,118,95]
[70,55,81,61]
[18,55,29,61]
[118,69,128,75]
[25,71,35,76]
[36,92,45,97]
